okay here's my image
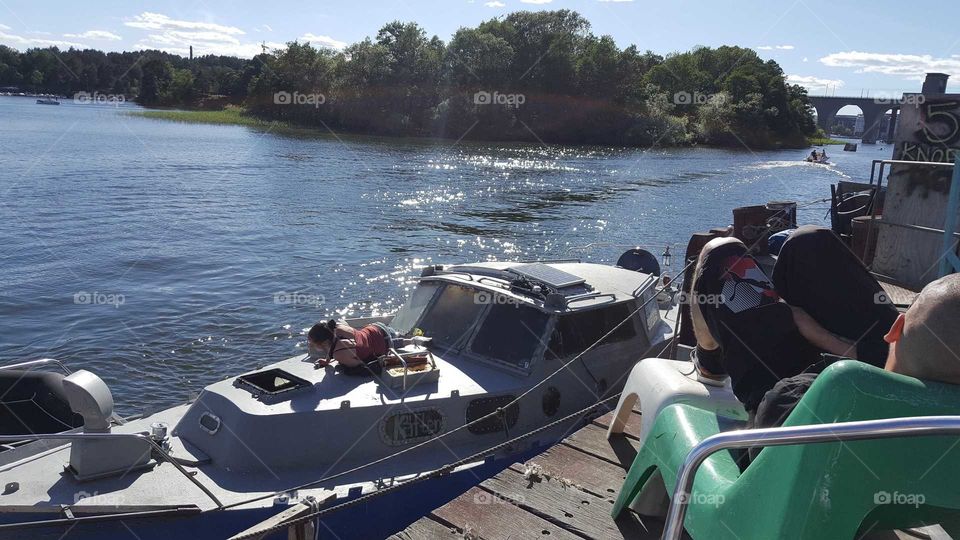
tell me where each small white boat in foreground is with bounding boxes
[0,256,679,539]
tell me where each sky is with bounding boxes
[2,0,959,112]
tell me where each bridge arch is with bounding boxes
[808,96,900,144]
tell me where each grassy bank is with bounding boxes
[132,106,830,150]
[808,136,846,146]
[128,107,291,129]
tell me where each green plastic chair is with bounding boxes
[612,361,960,539]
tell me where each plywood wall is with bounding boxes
[872,94,960,290]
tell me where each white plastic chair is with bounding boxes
[607,357,745,445]
[606,357,746,515]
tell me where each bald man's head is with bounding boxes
[892,274,960,384]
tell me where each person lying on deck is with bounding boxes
[688,226,900,428]
[307,320,405,369]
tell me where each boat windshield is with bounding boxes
[390,281,441,335]
[470,302,550,369]
[392,280,550,369]
[416,283,486,351]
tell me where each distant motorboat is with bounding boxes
[805,150,829,165]
[36,97,60,105]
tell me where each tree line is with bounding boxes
[0,10,818,149]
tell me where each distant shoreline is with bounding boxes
[129,107,841,150]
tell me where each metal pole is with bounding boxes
[939,157,960,278]
[662,416,960,540]
[0,358,72,375]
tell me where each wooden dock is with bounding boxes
[389,408,669,540]
[389,407,945,540]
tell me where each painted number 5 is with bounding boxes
[916,101,960,146]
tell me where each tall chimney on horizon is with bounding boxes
[922,73,949,94]
[189,45,193,61]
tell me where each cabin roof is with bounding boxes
[436,261,655,312]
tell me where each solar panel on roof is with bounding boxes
[509,263,586,289]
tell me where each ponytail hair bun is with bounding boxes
[308,321,336,344]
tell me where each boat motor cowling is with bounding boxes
[62,370,114,432]
[616,248,661,276]
[62,370,153,481]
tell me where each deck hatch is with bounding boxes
[234,368,311,402]
[508,263,585,289]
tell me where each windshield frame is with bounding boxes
[403,276,552,375]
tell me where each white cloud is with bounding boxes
[787,74,845,90]
[125,12,292,57]
[0,23,10,31]
[520,0,553,3]
[0,30,83,49]
[298,33,347,50]
[125,12,244,36]
[64,30,122,41]
[484,0,506,6]
[254,24,273,33]
[757,44,794,51]
[597,0,634,2]
[820,50,960,78]
[803,57,809,62]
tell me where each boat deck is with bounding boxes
[391,409,950,540]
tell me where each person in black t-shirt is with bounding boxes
[689,226,899,422]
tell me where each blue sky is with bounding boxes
[2,0,958,106]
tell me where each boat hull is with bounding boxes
[0,446,544,540]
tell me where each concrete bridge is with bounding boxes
[808,95,900,144]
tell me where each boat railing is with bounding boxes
[0,431,224,510]
[661,415,960,540]
[565,291,617,306]
[0,358,72,375]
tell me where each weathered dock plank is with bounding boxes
[431,486,581,539]
[393,414,662,540]
[508,443,626,499]
[480,466,639,539]
[592,409,643,440]
[387,516,459,539]
[562,423,639,467]
[878,280,919,309]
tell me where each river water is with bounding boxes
[0,96,892,413]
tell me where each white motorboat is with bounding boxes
[0,256,680,539]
